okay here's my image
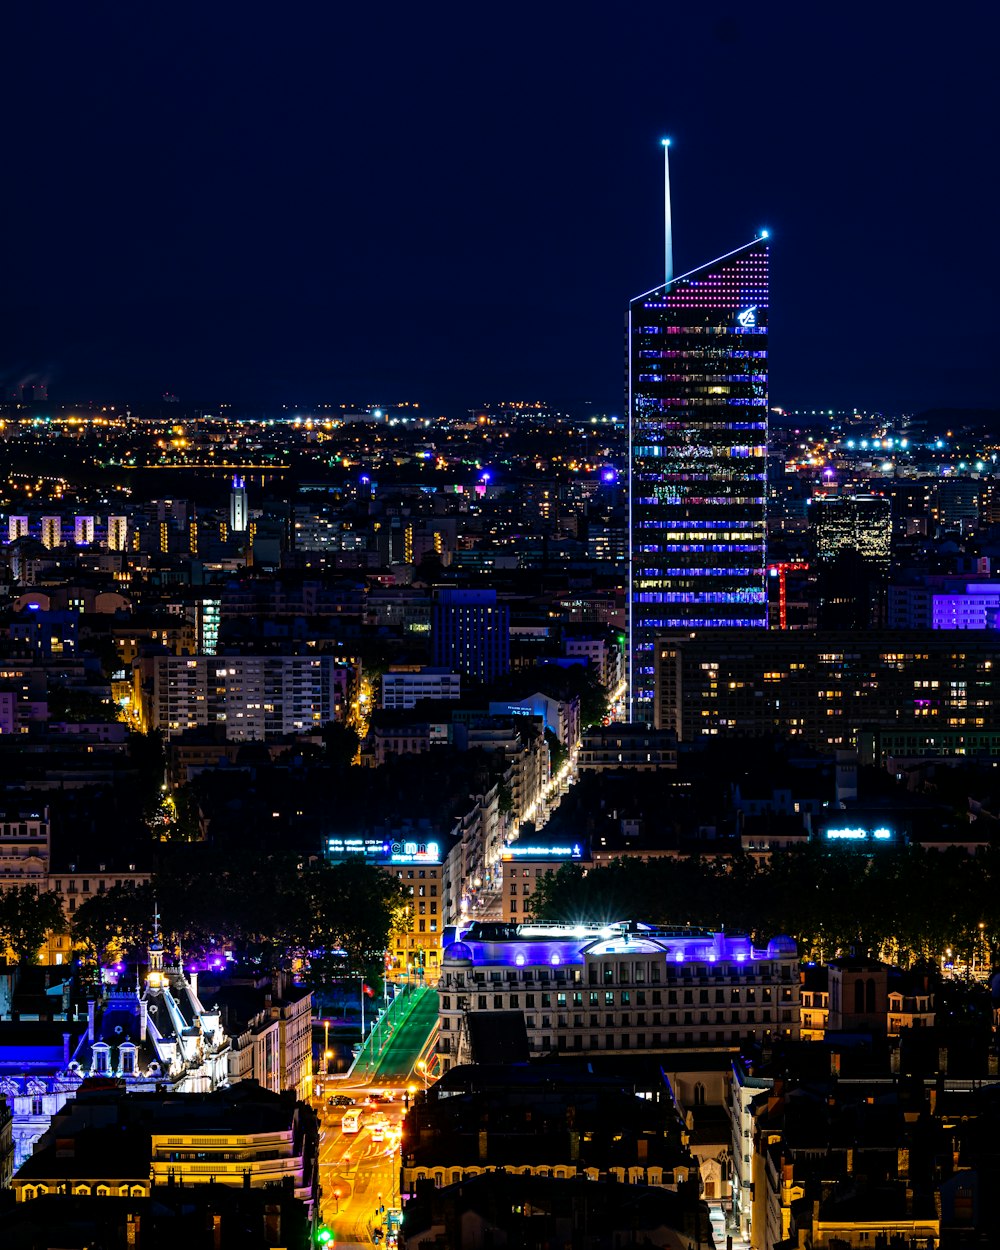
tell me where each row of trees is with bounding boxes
[0,856,406,985]
[529,843,1000,969]
[68,854,407,985]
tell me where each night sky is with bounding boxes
[1,4,997,414]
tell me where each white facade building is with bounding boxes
[381,667,461,710]
[107,516,129,551]
[438,923,800,1072]
[39,518,61,550]
[145,654,339,739]
[229,476,248,534]
[73,516,96,546]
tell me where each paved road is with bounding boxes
[367,987,439,1084]
[317,1093,404,1248]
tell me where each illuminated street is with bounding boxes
[315,1087,408,1248]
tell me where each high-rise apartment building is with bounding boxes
[142,655,341,739]
[106,515,129,552]
[654,629,1000,750]
[7,517,29,543]
[39,517,61,549]
[627,160,768,721]
[74,516,96,546]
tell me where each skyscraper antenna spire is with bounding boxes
[662,138,673,287]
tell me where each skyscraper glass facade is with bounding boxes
[628,237,769,721]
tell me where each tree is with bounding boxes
[0,888,67,964]
[72,884,154,966]
[322,722,361,771]
[545,729,568,775]
[305,859,407,987]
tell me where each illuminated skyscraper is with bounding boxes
[628,145,769,721]
[229,475,248,534]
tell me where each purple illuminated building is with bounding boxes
[628,237,769,721]
[437,921,799,1069]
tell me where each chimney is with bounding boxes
[190,971,198,998]
[87,1000,96,1043]
[139,999,148,1042]
[62,1032,71,1065]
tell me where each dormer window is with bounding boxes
[119,1043,137,1076]
[92,1043,111,1076]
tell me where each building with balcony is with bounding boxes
[380,666,461,710]
[13,1083,318,1220]
[654,629,1000,751]
[139,653,344,739]
[437,922,799,1072]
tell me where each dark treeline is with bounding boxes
[71,851,406,987]
[530,844,1000,967]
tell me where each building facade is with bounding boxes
[813,494,892,566]
[140,654,343,739]
[381,667,461,710]
[432,589,510,684]
[654,629,1000,749]
[437,922,799,1071]
[628,237,769,721]
[229,475,249,534]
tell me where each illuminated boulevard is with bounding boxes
[314,1084,409,1249]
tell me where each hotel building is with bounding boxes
[437,922,799,1071]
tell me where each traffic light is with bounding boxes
[315,1225,334,1246]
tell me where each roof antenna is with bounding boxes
[661,138,673,287]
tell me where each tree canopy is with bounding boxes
[71,852,405,987]
[0,888,67,964]
[529,843,1000,968]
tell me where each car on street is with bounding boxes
[328,1094,356,1107]
[366,1092,394,1105]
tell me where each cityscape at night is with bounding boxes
[0,4,998,1250]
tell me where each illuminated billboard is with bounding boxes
[821,825,895,844]
[501,843,584,861]
[326,835,443,865]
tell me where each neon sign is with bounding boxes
[326,835,442,864]
[501,844,584,860]
[390,840,440,863]
[824,827,893,842]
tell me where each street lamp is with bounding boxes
[416,1060,428,1091]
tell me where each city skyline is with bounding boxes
[0,6,996,413]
